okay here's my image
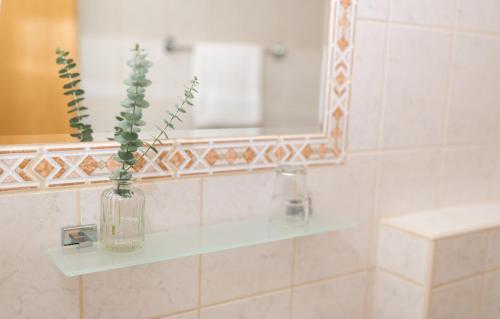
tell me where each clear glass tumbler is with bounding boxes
[100,180,145,252]
[270,165,311,227]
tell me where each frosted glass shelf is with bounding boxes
[48,214,354,277]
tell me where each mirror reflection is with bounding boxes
[0,0,330,144]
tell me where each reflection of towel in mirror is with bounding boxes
[191,43,263,128]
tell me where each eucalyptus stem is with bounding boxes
[126,76,199,172]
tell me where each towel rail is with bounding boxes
[164,37,288,59]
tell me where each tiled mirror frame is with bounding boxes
[0,0,356,192]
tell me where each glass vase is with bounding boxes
[100,180,145,252]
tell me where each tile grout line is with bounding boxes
[197,177,205,319]
[477,229,492,319]
[436,0,461,209]
[365,0,395,315]
[289,238,297,319]
[357,16,500,39]
[423,240,436,319]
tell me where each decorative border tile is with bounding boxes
[0,0,356,192]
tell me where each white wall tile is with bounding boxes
[201,241,292,305]
[292,272,368,319]
[377,151,440,219]
[486,227,500,271]
[480,271,500,319]
[294,155,376,283]
[0,191,80,319]
[80,178,201,232]
[382,27,451,149]
[439,148,496,206]
[429,277,482,319]
[457,0,500,33]
[433,232,488,285]
[377,225,432,284]
[201,290,290,319]
[203,172,274,224]
[447,34,500,145]
[391,0,456,27]
[372,270,425,319]
[348,21,386,151]
[357,0,390,20]
[84,257,199,319]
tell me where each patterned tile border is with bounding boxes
[0,0,356,192]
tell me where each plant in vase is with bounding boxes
[100,44,199,251]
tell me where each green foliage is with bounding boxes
[110,44,152,182]
[109,44,199,185]
[55,48,93,142]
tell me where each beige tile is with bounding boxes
[201,290,290,319]
[294,155,376,283]
[372,270,425,319]
[447,34,500,145]
[382,27,451,149]
[84,257,199,319]
[376,225,432,285]
[349,21,386,151]
[429,277,482,319]
[201,241,292,305]
[480,271,500,319]
[457,0,500,33]
[383,203,500,239]
[439,148,496,206]
[357,0,390,20]
[0,191,79,319]
[80,178,201,232]
[391,0,456,27]
[292,272,368,319]
[433,232,488,286]
[202,172,274,224]
[377,151,440,219]
[486,227,500,271]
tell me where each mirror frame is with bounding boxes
[0,0,355,192]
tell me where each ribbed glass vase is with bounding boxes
[100,180,145,252]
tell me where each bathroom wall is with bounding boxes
[2,0,500,318]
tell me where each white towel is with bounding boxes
[191,43,263,128]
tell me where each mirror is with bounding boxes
[0,0,330,145]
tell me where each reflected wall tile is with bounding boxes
[357,0,390,20]
[390,0,456,27]
[202,172,274,224]
[377,225,431,284]
[201,290,290,319]
[457,0,500,34]
[201,241,292,305]
[439,148,496,206]
[294,155,376,283]
[382,26,451,149]
[0,191,79,319]
[292,272,368,319]
[480,271,500,319]
[429,277,482,319]
[376,151,440,219]
[372,270,425,319]
[348,21,386,151]
[80,178,201,232]
[486,228,500,270]
[447,34,500,145]
[433,232,488,286]
[84,257,199,319]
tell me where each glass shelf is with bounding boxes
[47,214,355,277]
